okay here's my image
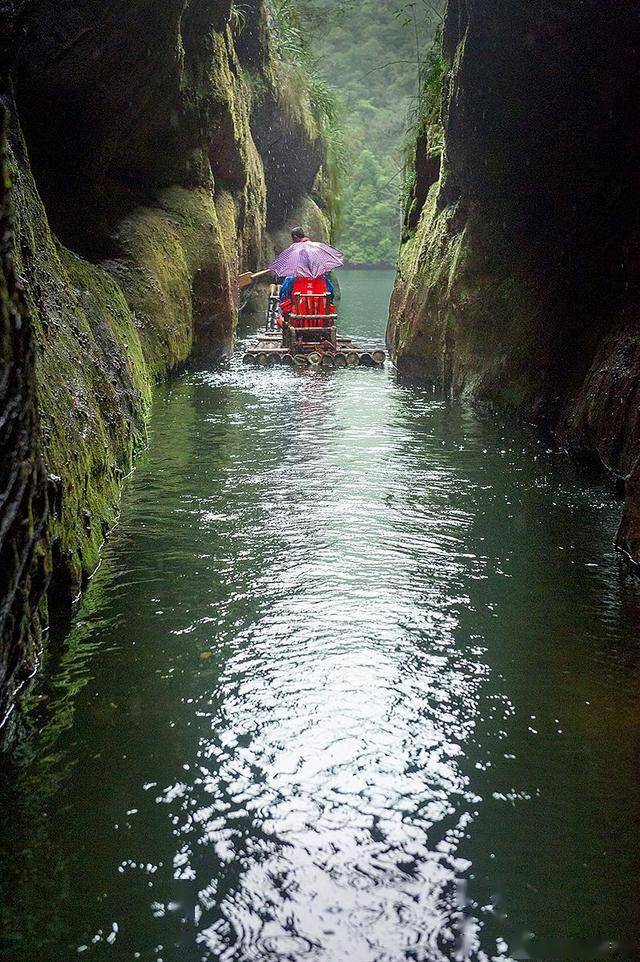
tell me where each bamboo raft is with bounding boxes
[243,286,385,368]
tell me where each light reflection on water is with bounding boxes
[1,271,640,962]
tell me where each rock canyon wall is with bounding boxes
[389,0,640,565]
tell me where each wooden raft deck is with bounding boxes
[243,335,386,368]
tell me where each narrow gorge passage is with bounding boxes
[2,273,640,962]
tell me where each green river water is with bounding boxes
[2,270,640,962]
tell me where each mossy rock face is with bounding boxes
[0,0,336,726]
[0,110,49,733]
[388,0,640,560]
[236,1,328,233]
[10,1,235,255]
[109,186,239,369]
[8,114,150,617]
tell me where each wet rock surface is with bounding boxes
[0,0,332,727]
[0,108,48,731]
[389,0,640,564]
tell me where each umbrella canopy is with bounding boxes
[267,241,344,279]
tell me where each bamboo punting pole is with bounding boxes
[238,269,273,289]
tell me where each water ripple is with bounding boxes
[3,274,640,962]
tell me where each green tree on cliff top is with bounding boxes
[296,0,440,265]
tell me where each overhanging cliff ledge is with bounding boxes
[388,0,640,565]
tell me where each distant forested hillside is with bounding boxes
[296,0,440,265]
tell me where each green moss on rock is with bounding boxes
[8,118,150,611]
[0,108,48,733]
[1,0,339,727]
[388,0,640,566]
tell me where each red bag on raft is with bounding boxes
[289,278,336,328]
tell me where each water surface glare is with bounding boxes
[2,271,640,962]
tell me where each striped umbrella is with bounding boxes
[267,241,344,278]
